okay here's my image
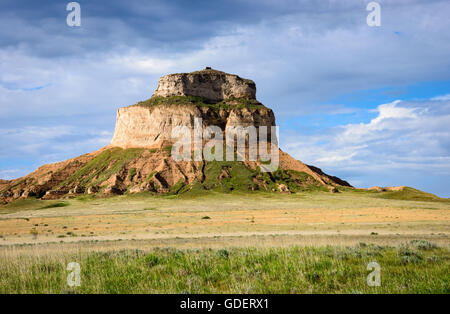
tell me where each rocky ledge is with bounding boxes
[153,67,256,101]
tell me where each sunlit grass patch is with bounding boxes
[0,244,448,294]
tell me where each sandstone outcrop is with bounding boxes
[0,68,353,204]
[368,186,406,192]
[0,180,9,190]
[153,68,256,101]
[111,67,273,148]
[110,104,275,148]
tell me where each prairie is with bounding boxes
[0,189,448,293]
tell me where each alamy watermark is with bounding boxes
[170,118,279,172]
[65,2,381,28]
[366,261,381,287]
[366,2,381,27]
[66,2,81,27]
[67,262,81,287]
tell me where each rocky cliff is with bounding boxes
[111,68,273,148]
[0,68,352,203]
[153,68,256,101]
[110,103,275,148]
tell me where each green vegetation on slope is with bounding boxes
[58,148,144,189]
[40,202,69,209]
[0,198,45,214]
[0,242,447,293]
[185,161,324,194]
[133,96,266,111]
[375,187,450,203]
[195,161,328,193]
[4,146,446,201]
[269,169,327,192]
[202,161,258,192]
[127,168,137,181]
[0,199,71,214]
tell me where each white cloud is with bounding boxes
[336,100,420,144]
[432,94,450,101]
[0,125,112,164]
[2,0,450,119]
[284,96,450,193]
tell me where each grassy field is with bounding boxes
[0,189,449,293]
[0,242,448,293]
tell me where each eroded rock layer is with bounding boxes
[153,68,256,101]
[110,104,276,148]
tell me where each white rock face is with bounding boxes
[153,68,256,101]
[110,104,275,148]
[111,104,202,148]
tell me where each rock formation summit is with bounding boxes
[0,68,351,203]
[153,67,256,101]
[110,67,272,148]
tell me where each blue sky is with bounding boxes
[0,0,449,196]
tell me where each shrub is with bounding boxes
[398,244,423,264]
[426,255,441,263]
[41,202,69,209]
[410,240,437,250]
[216,249,229,259]
[145,254,161,267]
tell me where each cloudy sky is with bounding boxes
[0,0,449,196]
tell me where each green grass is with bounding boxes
[333,186,450,203]
[162,145,173,155]
[40,202,69,209]
[0,197,63,214]
[74,195,96,202]
[169,179,186,194]
[57,148,144,189]
[0,199,70,213]
[0,198,43,211]
[184,162,326,195]
[133,96,266,112]
[202,161,258,192]
[145,171,157,182]
[375,187,450,202]
[268,169,327,192]
[0,242,448,293]
[127,168,137,181]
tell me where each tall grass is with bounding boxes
[0,243,448,294]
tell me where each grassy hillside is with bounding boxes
[374,187,449,202]
[57,148,144,189]
[193,161,324,193]
[46,147,329,196]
